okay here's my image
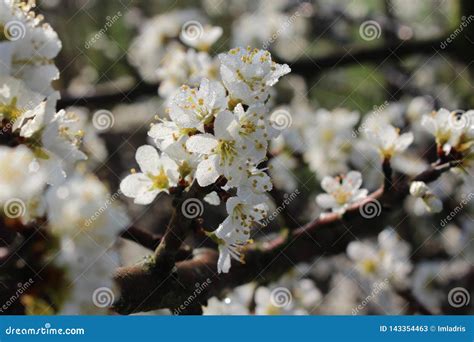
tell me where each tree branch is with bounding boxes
[120,225,162,251]
[57,35,450,109]
[112,160,459,314]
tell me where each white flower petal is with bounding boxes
[217,245,231,273]
[120,173,156,204]
[395,132,414,151]
[136,145,160,174]
[195,155,220,186]
[320,176,340,193]
[316,193,337,209]
[186,134,218,154]
[214,110,237,140]
[343,171,363,190]
[204,191,221,206]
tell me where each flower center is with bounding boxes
[149,168,169,190]
[217,139,237,164]
[322,129,335,142]
[240,119,256,136]
[333,190,350,205]
[0,97,23,121]
[178,160,193,178]
[362,259,377,274]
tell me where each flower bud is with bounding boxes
[409,181,429,198]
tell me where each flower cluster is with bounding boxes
[421,108,474,159]
[0,0,84,213]
[121,47,291,273]
[1,1,128,314]
[128,9,222,98]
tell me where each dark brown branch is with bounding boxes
[119,225,193,261]
[57,35,450,109]
[120,225,162,251]
[112,160,458,314]
[288,36,450,77]
[57,82,158,109]
[382,158,393,191]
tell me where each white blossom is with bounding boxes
[365,123,414,159]
[0,145,46,206]
[127,9,205,83]
[316,171,368,214]
[168,78,227,131]
[421,108,474,154]
[219,47,290,105]
[156,45,219,98]
[120,145,179,204]
[213,195,268,273]
[0,0,61,96]
[303,108,359,178]
[186,110,252,187]
[409,181,443,213]
[347,228,412,285]
[46,173,128,315]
